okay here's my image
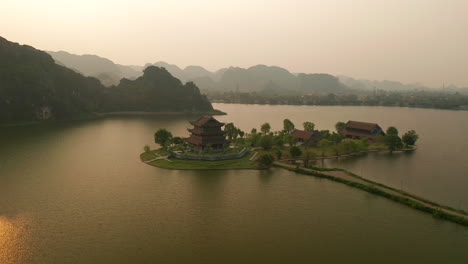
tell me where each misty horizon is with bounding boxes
[2,0,468,87]
[43,48,465,89]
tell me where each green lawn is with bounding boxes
[140,149,168,161]
[142,151,259,170]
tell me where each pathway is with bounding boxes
[144,153,172,163]
[274,161,467,220]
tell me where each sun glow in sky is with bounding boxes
[1,0,468,87]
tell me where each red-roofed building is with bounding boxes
[338,121,385,141]
[186,116,230,151]
[290,129,322,146]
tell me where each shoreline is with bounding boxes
[211,102,468,111]
[0,110,226,127]
[140,150,260,170]
[96,110,226,117]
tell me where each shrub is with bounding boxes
[402,130,419,146]
[143,145,150,153]
[260,135,274,150]
[289,146,302,158]
[275,149,283,160]
[258,154,275,167]
[385,134,403,152]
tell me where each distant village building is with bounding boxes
[186,116,230,151]
[290,129,322,146]
[338,121,385,141]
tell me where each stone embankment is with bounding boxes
[274,161,468,226]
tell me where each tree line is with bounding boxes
[207,89,468,110]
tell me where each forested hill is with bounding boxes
[0,36,104,122]
[101,66,214,112]
[0,37,214,123]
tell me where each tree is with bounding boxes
[303,121,315,132]
[385,134,403,152]
[273,135,284,147]
[402,130,419,146]
[261,122,271,135]
[248,132,262,147]
[289,146,302,158]
[237,129,245,138]
[143,145,151,153]
[284,134,298,146]
[318,139,331,149]
[275,149,283,160]
[320,130,331,139]
[224,122,237,140]
[386,126,399,136]
[329,133,345,144]
[335,122,346,132]
[283,119,295,133]
[154,128,173,150]
[173,137,184,145]
[259,135,273,150]
[258,154,275,167]
[232,128,239,140]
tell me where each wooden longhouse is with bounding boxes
[290,129,322,146]
[338,121,385,141]
[186,116,230,151]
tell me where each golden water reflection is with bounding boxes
[0,215,30,264]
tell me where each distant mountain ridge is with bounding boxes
[46,50,468,96]
[147,62,347,94]
[0,37,214,123]
[47,51,143,86]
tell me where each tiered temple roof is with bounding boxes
[186,116,230,149]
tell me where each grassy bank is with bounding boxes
[141,151,259,170]
[274,163,468,227]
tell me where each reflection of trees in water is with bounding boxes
[322,151,416,178]
[190,170,226,198]
[258,168,276,185]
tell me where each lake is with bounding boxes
[0,104,467,263]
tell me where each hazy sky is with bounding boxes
[2,0,468,87]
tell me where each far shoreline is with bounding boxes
[0,109,226,127]
[211,101,468,112]
[97,109,226,117]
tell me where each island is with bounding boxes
[140,117,468,226]
[141,117,417,170]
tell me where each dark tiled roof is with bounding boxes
[343,121,377,131]
[339,120,385,138]
[190,116,224,127]
[290,129,319,140]
[340,128,374,137]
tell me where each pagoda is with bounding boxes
[186,116,230,151]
